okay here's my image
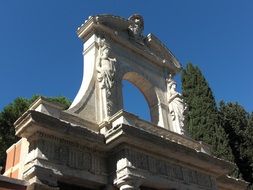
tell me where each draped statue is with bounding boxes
[96,39,116,119]
[166,75,187,135]
[97,43,116,92]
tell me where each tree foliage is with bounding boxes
[181,63,253,186]
[219,102,253,183]
[181,63,230,158]
[0,96,71,169]
[246,112,253,168]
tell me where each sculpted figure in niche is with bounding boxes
[128,14,144,44]
[96,39,116,119]
[167,75,187,135]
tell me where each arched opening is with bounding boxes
[121,71,159,123]
[122,80,151,121]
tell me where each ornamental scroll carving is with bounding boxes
[166,75,187,135]
[96,38,116,118]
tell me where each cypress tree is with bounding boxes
[219,102,253,183]
[181,63,229,158]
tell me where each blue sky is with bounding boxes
[1,1,253,119]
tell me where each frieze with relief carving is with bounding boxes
[33,133,105,175]
[122,149,213,189]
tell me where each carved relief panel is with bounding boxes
[112,147,215,190]
[29,132,106,176]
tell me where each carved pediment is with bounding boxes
[77,14,181,74]
[145,33,181,72]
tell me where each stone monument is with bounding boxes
[4,14,248,190]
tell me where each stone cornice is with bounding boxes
[14,110,105,150]
[28,96,66,111]
[105,124,234,177]
[217,175,249,190]
[105,109,211,153]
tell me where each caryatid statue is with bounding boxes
[96,39,116,120]
[166,75,187,135]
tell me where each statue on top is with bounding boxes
[128,14,144,45]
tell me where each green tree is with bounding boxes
[219,102,253,183]
[0,96,71,170]
[245,112,253,168]
[181,63,229,158]
[245,113,253,189]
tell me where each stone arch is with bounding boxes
[122,72,159,124]
[122,80,151,121]
[67,14,183,130]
